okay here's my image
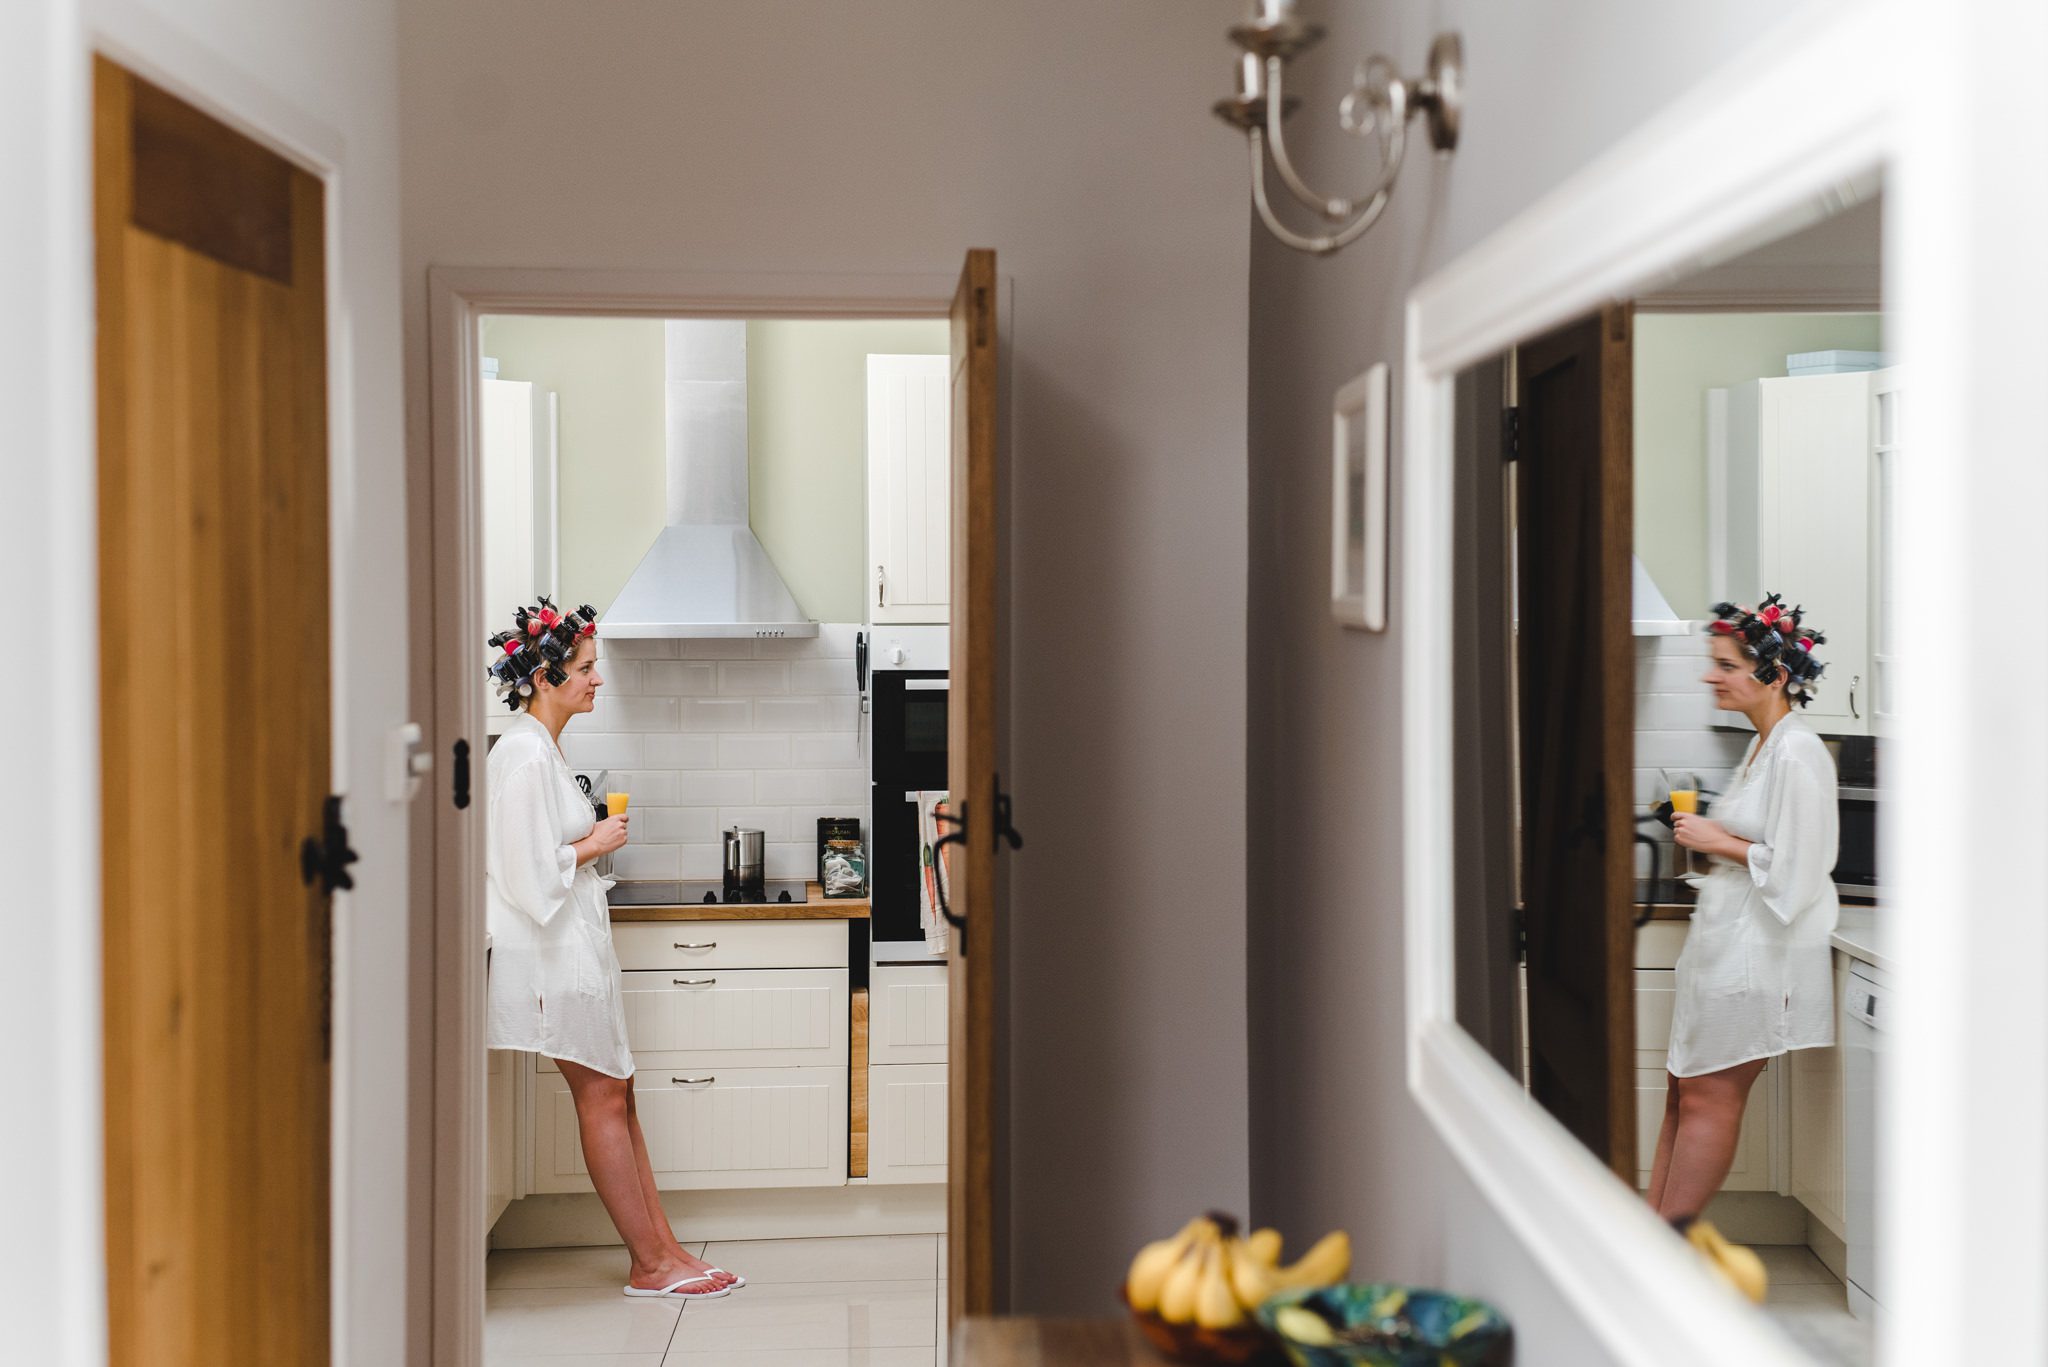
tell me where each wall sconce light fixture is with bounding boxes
[1215,1,1463,255]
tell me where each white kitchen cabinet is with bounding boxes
[1633,968,1775,1191]
[869,963,949,1066]
[481,373,559,734]
[537,968,849,1072]
[1709,372,1872,735]
[485,1046,519,1236]
[867,1063,948,1185]
[866,354,951,624]
[1790,952,1853,1239]
[533,1066,848,1193]
[1867,368,1902,734]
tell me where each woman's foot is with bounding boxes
[626,1248,738,1295]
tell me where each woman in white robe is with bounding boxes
[487,612,742,1299]
[1648,598,1839,1222]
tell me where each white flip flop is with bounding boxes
[623,1274,732,1300]
[704,1267,747,1289]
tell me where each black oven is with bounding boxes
[1834,785,1879,894]
[869,669,949,947]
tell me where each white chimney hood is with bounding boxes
[603,320,817,639]
[1631,556,1691,636]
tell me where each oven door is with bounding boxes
[869,670,950,956]
[1834,787,1880,893]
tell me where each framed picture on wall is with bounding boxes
[1331,362,1389,631]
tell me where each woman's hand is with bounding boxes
[1672,813,1745,862]
[574,814,629,866]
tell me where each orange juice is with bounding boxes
[606,792,630,817]
[1668,789,1698,815]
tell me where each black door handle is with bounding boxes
[452,738,471,810]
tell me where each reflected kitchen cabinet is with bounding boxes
[866,353,951,624]
[481,367,560,733]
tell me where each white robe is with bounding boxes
[1667,714,1839,1078]
[485,713,634,1078]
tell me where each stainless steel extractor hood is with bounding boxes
[604,320,817,638]
[1631,556,1690,636]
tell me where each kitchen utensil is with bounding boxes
[722,826,765,902]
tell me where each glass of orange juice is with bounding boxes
[1662,770,1700,876]
[605,791,630,819]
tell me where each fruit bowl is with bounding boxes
[1118,1287,1286,1366]
[1254,1284,1511,1367]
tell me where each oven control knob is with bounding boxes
[889,645,906,665]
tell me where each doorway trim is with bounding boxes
[1401,5,1898,1365]
[423,264,988,1366]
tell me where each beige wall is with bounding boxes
[1635,312,1883,617]
[481,315,667,615]
[746,319,949,624]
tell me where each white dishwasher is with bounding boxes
[1843,958,1887,1322]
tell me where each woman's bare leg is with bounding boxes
[558,1059,707,1290]
[1656,1058,1768,1222]
[1645,1080,1683,1211]
[622,1080,733,1288]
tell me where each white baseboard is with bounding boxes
[489,1182,945,1249]
[1806,1211,1849,1281]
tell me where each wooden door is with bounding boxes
[95,58,333,1367]
[946,249,1001,1323]
[1515,306,1636,1180]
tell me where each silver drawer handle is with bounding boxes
[673,941,717,950]
[672,1076,715,1086]
[672,977,717,986]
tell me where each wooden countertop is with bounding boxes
[608,881,868,922]
[952,1318,1171,1365]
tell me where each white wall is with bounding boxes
[400,0,1250,1312]
[3,0,413,1362]
[1245,3,1853,1363]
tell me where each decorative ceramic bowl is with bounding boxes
[1118,1288,1286,1366]
[1254,1284,1511,1367]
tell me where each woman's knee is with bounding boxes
[570,1073,631,1121]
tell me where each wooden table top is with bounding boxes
[952,1318,1174,1365]
[608,881,870,922]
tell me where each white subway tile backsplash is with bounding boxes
[588,624,868,873]
[1636,692,1716,731]
[672,769,756,806]
[1635,729,1752,771]
[718,661,790,696]
[609,844,680,880]
[643,732,721,768]
[792,732,864,767]
[789,659,860,695]
[678,698,754,732]
[679,639,759,660]
[753,768,869,806]
[641,661,721,696]
[559,732,643,770]
[718,734,791,770]
[718,806,791,842]
[603,638,680,659]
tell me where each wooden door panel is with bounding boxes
[946,248,999,1324]
[1515,306,1635,1180]
[96,58,331,1367]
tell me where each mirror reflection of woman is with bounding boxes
[1651,597,1838,1225]
[485,602,744,1300]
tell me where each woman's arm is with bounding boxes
[571,815,630,867]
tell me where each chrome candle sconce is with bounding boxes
[1215,1,1463,256]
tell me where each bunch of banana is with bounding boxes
[1125,1213,1353,1331]
[1683,1219,1768,1304]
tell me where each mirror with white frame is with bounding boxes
[1447,183,1888,1366]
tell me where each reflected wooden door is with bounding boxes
[946,248,1002,1325]
[1515,306,1636,1179]
[95,58,333,1366]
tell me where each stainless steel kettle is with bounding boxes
[723,826,766,901]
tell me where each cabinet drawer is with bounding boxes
[868,1062,947,1185]
[538,968,848,1072]
[610,919,848,971]
[869,964,948,1065]
[533,1065,848,1192]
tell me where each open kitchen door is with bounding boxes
[946,248,1005,1324]
[1515,306,1637,1180]
[94,58,335,1365]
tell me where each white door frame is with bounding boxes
[423,266,963,1367]
[1403,0,2048,1363]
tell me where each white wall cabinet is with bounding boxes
[1867,368,1902,733]
[1710,370,1894,736]
[866,354,951,624]
[481,373,559,733]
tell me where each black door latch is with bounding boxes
[452,737,472,810]
[300,794,359,896]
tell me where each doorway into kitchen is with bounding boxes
[424,259,1004,1367]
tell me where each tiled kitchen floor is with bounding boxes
[486,1234,950,1367]
[1757,1245,1874,1367]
